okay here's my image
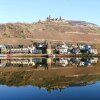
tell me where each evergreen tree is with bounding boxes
[48,15,51,20]
[59,16,62,20]
[38,19,41,23]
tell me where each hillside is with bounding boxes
[0,19,100,45]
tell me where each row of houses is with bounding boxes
[54,42,98,55]
[0,41,48,54]
[0,41,98,55]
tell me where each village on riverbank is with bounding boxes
[0,40,99,57]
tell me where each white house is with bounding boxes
[91,49,98,55]
[0,45,7,54]
[57,43,69,54]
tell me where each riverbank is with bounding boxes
[4,53,100,58]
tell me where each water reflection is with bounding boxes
[0,58,48,69]
[0,57,100,100]
[54,57,98,67]
[0,57,99,88]
[1,83,100,100]
[0,57,99,68]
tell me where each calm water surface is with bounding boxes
[0,57,100,100]
[0,82,100,100]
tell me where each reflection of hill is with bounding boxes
[0,66,100,91]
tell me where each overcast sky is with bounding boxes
[0,0,100,25]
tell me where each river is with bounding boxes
[0,57,100,100]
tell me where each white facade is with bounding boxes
[58,44,69,54]
[91,49,98,55]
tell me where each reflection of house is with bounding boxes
[0,58,48,69]
[59,58,69,67]
[53,57,99,67]
[0,57,99,68]
[78,58,98,67]
[53,58,69,67]
[69,58,81,65]
[91,58,98,63]
[0,59,7,67]
[31,58,48,69]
